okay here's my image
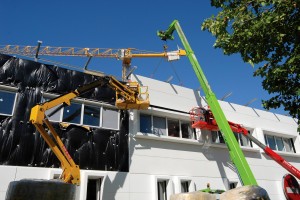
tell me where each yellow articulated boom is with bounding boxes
[30,75,149,185]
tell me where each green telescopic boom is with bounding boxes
[157,20,257,186]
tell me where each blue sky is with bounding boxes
[0,0,286,115]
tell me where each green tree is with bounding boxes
[202,0,300,131]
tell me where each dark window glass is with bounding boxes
[86,179,101,200]
[0,90,16,115]
[181,122,193,139]
[266,135,276,150]
[275,137,284,151]
[83,105,100,127]
[181,181,189,193]
[212,131,225,143]
[233,132,239,143]
[157,181,167,200]
[211,131,219,143]
[229,182,237,189]
[140,114,152,133]
[153,116,166,136]
[219,132,225,144]
[63,103,82,124]
[168,119,179,137]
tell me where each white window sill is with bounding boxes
[205,142,260,152]
[134,132,204,146]
[262,150,300,157]
[134,132,260,153]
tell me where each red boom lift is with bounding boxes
[190,107,300,180]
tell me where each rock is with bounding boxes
[5,179,76,200]
[170,191,216,200]
[220,185,270,200]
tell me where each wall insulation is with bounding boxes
[0,54,129,172]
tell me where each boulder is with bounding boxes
[170,191,216,200]
[220,185,270,200]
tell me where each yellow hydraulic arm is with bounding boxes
[30,75,149,185]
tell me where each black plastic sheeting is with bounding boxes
[0,54,129,171]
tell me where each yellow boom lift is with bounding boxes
[29,75,150,185]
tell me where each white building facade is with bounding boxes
[0,73,299,200]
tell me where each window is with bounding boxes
[211,131,225,144]
[233,132,252,147]
[283,138,294,152]
[212,130,253,147]
[276,137,285,151]
[157,180,167,200]
[229,182,237,189]
[181,181,190,193]
[86,178,102,200]
[45,104,62,122]
[181,122,194,139]
[265,134,295,153]
[155,177,173,200]
[83,105,101,127]
[102,107,119,129]
[0,89,17,116]
[140,114,152,133]
[63,103,82,124]
[153,116,167,136]
[139,113,195,139]
[42,94,119,130]
[266,135,276,150]
[167,119,179,137]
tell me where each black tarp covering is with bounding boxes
[0,54,128,171]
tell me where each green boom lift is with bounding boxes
[157,20,258,186]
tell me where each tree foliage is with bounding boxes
[202,0,300,131]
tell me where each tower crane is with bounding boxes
[0,44,186,80]
[0,42,186,186]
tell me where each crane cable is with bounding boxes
[151,42,184,86]
[150,57,163,78]
[169,61,183,86]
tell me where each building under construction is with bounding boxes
[0,20,300,200]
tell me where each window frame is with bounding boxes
[42,93,120,130]
[101,106,120,130]
[0,85,18,116]
[155,176,173,200]
[83,104,101,127]
[211,131,225,144]
[139,113,195,140]
[233,131,253,148]
[153,115,167,136]
[157,180,168,200]
[86,177,102,200]
[211,130,253,148]
[229,182,238,189]
[180,121,194,139]
[264,134,296,153]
